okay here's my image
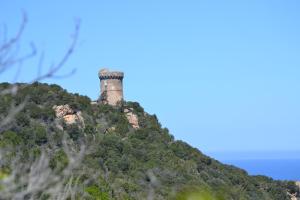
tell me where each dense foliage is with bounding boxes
[0,82,298,200]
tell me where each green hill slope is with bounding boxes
[0,82,298,200]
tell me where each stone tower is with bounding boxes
[98,69,124,106]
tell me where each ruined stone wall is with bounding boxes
[99,69,124,106]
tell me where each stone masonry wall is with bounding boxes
[99,69,124,106]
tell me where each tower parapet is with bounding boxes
[99,70,124,80]
[98,69,124,106]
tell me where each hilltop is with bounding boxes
[0,82,299,200]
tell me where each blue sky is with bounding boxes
[1,1,300,157]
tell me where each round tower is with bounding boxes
[98,68,124,106]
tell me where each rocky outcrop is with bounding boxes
[290,194,297,200]
[289,181,300,200]
[124,108,139,129]
[53,105,84,127]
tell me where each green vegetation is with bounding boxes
[0,82,298,199]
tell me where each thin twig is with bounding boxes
[31,21,80,83]
[0,13,27,52]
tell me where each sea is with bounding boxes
[222,159,300,181]
[207,151,300,181]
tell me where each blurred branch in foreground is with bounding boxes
[0,13,88,200]
[0,13,80,129]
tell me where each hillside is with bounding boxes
[0,82,299,200]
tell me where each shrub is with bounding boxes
[85,185,109,200]
[0,130,22,147]
[34,125,48,145]
[49,150,68,171]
